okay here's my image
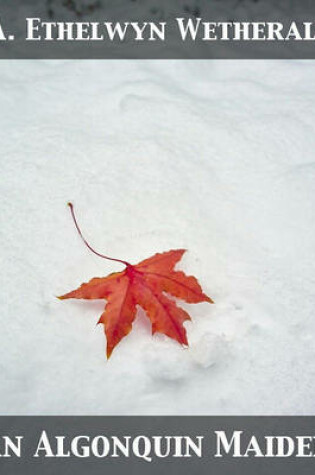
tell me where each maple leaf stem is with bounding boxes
[67,202,131,267]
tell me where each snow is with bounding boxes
[0,59,315,415]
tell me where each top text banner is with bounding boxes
[0,0,315,59]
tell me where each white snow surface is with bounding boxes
[0,59,315,415]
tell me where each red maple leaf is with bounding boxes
[58,204,213,358]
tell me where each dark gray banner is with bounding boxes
[0,1,315,59]
[0,416,314,474]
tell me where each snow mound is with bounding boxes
[0,59,314,414]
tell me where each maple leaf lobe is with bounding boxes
[58,249,213,358]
